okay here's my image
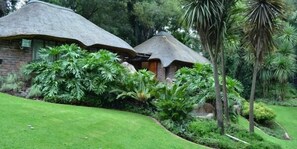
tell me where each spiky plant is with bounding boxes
[245,0,284,133]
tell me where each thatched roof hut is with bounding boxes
[0,0,135,56]
[132,32,210,81]
[135,32,209,67]
[0,0,135,76]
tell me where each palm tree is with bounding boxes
[219,0,238,124]
[245,0,284,133]
[183,0,237,134]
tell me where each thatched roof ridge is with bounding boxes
[134,32,210,67]
[0,0,136,56]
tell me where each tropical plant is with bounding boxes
[258,23,297,100]
[183,0,239,133]
[0,73,24,93]
[153,83,194,122]
[175,64,244,116]
[24,44,129,104]
[183,0,225,133]
[114,70,157,102]
[244,0,284,133]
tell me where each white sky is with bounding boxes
[15,0,27,9]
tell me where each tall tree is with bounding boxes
[245,0,284,133]
[183,0,225,134]
[219,0,238,124]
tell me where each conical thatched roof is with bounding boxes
[0,0,135,56]
[134,32,210,67]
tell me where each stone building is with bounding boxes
[0,0,135,76]
[130,32,210,81]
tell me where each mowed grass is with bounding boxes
[238,106,297,149]
[0,93,205,149]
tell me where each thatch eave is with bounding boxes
[0,0,136,57]
[0,35,136,57]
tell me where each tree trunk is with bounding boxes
[213,62,224,134]
[249,59,259,133]
[221,49,229,124]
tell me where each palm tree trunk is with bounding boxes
[213,61,224,134]
[249,58,259,133]
[221,48,229,124]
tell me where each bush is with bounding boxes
[175,64,244,114]
[0,73,24,93]
[153,83,194,122]
[188,120,218,136]
[114,69,158,102]
[247,142,282,149]
[242,102,276,123]
[196,135,239,149]
[24,44,129,105]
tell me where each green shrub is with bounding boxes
[188,120,218,136]
[114,69,158,102]
[175,63,244,114]
[242,102,276,123]
[226,124,263,142]
[0,73,24,93]
[26,84,42,99]
[153,83,193,121]
[24,44,129,104]
[196,135,240,149]
[246,142,282,149]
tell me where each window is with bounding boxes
[32,39,44,60]
[32,40,57,60]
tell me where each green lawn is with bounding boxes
[238,106,297,149]
[0,93,205,149]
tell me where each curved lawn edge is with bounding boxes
[150,117,211,148]
[238,108,297,149]
[0,93,208,149]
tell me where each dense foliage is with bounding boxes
[153,83,194,122]
[175,64,244,115]
[24,44,129,105]
[0,73,24,93]
[242,102,276,124]
[186,120,281,149]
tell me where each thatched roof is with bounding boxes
[0,0,135,56]
[134,32,210,67]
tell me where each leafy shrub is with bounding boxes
[246,142,281,149]
[175,64,244,112]
[160,119,189,135]
[153,83,193,122]
[0,73,24,93]
[26,84,42,99]
[186,120,280,149]
[24,44,129,104]
[242,102,276,123]
[188,120,218,136]
[114,70,158,102]
[196,134,239,149]
[226,124,263,142]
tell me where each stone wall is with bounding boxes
[0,40,32,76]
